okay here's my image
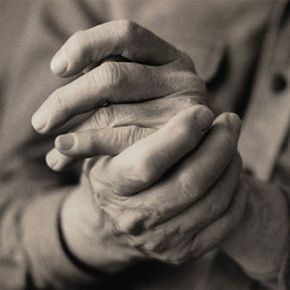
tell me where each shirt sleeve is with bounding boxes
[0,0,112,288]
[247,180,290,290]
[0,181,103,289]
[221,174,290,290]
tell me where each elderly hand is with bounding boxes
[60,107,247,272]
[31,20,206,171]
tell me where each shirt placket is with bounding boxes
[239,1,290,181]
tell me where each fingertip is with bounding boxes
[46,149,60,171]
[227,113,242,138]
[55,134,75,151]
[177,105,213,133]
[31,109,48,134]
[193,105,214,132]
[46,149,71,172]
[50,50,68,76]
[213,112,242,145]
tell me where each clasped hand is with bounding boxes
[32,21,247,271]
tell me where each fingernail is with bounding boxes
[46,150,60,171]
[31,109,47,133]
[50,50,67,75]
[227,113,241,137]
[55,134,75,150]
[195,106,214,131]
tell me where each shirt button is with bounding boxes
[272,73,287,93]
[244,167,254,176]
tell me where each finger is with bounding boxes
[47,126,155,172]
[168,153,242,233]
[139,173,247,263]
[89,105,214,196]
[190,177,248,258]
[69,95,204,132]
[45,148,76,172]
[48,126,155,172]
[47,105,211,172]
[50,20,179,77]
[130,155,241,260]
[158,153,242,234]
[55,126,155,158]
[49,96,203,170]
[97,112,242,228]
[49,97,203,171]
[32,61,204,133]
[114,152,241,237]
[82,56,127,74]
[174,112,241,197]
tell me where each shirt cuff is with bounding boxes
[21,191,103,289]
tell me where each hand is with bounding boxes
[61,107,247,272]
[30,20,206,171]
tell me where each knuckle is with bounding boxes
[127,126,141,145]
[178,51,196,71]
[92,105,115,129]
[178,96,200,109]
[177,151,216,200]
[179,172,203,201]
[135,160,157,186]
[117,214,144,235]
[98,61,125,89]
[185,75,207,97]
[118,19,140,41]
[127,156,158,188]
[143,237,165,254]
[168,256,188,265]
[127,126,149,146]
[86,132,97,153]
[191,239,205,258]
[161,251,188,265]
[178,106,209,134]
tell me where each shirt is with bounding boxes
[0,0,289,289]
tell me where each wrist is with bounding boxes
[59,184,104,275]
[60,177,139,274]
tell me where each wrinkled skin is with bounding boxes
[32,21,247,273]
